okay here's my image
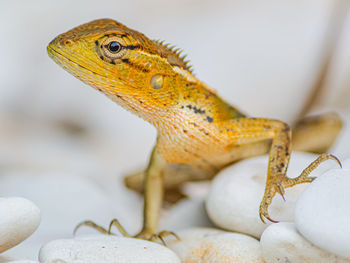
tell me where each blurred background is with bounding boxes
[0,0,349,260]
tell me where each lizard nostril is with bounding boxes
[64,40,72,45]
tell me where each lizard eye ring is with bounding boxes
[101,37,126,60]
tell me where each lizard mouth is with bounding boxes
[47,46,106,78]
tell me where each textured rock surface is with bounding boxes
[166,228,264,263]
[39,235,181,263]
[260,222,350,263]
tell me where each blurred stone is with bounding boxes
[6,261,40,263]
[0,197,40,253]
[160,198,213,231]
[0,173,142,259]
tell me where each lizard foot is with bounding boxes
[134,229,180,245]
[74,219,179,245]
[259,153,341,223]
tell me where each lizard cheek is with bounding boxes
[150,74,164,90]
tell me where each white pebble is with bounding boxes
[295,168,350,259]
[206,152,335,238]
[0,197,40,253]
[260,222,350,263]
[39,235,181,263]
[166,228,264,263]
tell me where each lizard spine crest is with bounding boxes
[154,40,193,73]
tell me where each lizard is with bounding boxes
[47,18,342,241]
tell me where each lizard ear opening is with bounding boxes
[150,74,164,90]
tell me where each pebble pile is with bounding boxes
[1,153,349,262]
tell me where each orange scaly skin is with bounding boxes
[47,19,341,240]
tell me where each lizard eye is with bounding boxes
[108,41,121,53]
[100,37,126,60]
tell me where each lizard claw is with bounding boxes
[150,231,180,246]
[74,219,179,246]
[108,218,131,237]
[276,183,286,201]
[259,201,279,224]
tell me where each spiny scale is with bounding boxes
[154,39,193,73]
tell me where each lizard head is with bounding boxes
[47,18,195,123]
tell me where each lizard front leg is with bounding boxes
[75,145,177,243]
[110,145,175,242]
[136,146,166,239]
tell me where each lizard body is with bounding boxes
[48,19,342,239]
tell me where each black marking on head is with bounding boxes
[95,40,99,46]
[100,55,104,60]
[121,58,150,73]
[186,105,192,110]
[110,60,116,65]
[120,34,127,38]
[98,88,102,92]
[124,45,141,50]
[206,116,214,123]
[104,33,117,38]
[183,129,188,133]
[139,100,143,104]
[181,105,184,109]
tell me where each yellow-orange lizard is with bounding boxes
[47,19,342,241]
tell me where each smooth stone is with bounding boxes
[0,197,40,253]
[260,222,350,263]
[0,172,142,259]
[206,152,337,238]
[295,168,350,258]
[166,228,264,263]
[39,235,181,263]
